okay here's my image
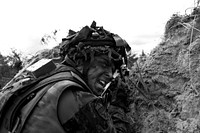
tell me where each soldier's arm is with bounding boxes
[106,78,132,133]
[108,105,131,133]
[58,88,117,133]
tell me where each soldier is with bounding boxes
[20,22,132,132]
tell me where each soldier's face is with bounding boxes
[86,55,114,96]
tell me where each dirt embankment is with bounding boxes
[130,8,200,133]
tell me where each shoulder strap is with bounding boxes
[3,64,91,133]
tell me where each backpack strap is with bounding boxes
[11,82,56,133]
[4,64,91,133]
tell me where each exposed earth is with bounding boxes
[129,7,200,133]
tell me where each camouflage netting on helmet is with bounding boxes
[59,21,131,70]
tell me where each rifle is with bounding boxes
[100,65,130,111]
[101,71,120,97]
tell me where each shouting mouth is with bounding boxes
[97,80,107,89]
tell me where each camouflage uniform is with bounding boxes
[21,64,130,133]
[4,22,132,133]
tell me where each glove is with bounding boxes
[107,77,130,112]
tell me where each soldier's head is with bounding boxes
[59,21,131,96]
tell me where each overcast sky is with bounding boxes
[0,0,195,56]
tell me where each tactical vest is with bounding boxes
[22,75,96,133]
[0,63,96,133]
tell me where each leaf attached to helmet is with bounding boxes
[59,21,131,70]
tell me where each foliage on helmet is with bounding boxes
[59,21,131,70]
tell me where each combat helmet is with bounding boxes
[59,21,131,73]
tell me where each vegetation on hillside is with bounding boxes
[128,6,200,132]
[0,49,24,88]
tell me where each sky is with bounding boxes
[0,0,195,56]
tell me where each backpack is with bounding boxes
[0,58,89,133]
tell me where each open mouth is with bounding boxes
[97,80,107,89]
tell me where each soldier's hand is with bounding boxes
[109,77,130,112]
